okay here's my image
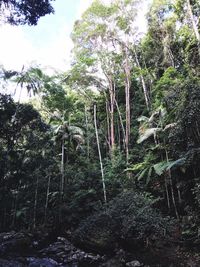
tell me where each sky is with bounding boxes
[0,0,148,74]
[0,0,94,72]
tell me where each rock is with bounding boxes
[126,260,142,267]
[40,237,103,266]
[99,258,124,267]
[27,257,59,267]
[0,232,32,255]
[0,259,25,267]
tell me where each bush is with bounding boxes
[73,191,174,253]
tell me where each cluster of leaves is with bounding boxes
[0,94,62,230]
[2,0,200,253]
[0,0,54,25]
[73,191,174,252]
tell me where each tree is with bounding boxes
[0,0,54,25]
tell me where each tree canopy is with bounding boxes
[0,0,54,25]
[1,0,200,265]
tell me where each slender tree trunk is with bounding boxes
[59,140,65,222]
[115,98,126,150]
[165,149,179,220]
[164,175,171,211]
[33,176,39,229]
[124,41,131,163]
[117,116,121,149]
[11,189,18,228]
[85,105,90,160]
[94,103,107,204]
[109,79,115,154]
[61,140,65,196]
[133,46,151,111]
[106,99,111,154]
[44,175,51,224]
[159,117,171,212]
[186,0,200,55]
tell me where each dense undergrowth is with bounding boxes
[1,0,200,263]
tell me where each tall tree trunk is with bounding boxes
[105,98,111,154]
[165,149,179,220]
[186,0,200,55]
[85,105,90,160]
[164,174,171,211]
[109,78,115,154]
[44,175,51,224]
[33,175,39,229]
[59,140,65,222]
[11,188,18,228]
[94,103,107,204]
[115,98,126,150]
[61,140,65,196]
[124,42,131,162]
[133,46,151,111]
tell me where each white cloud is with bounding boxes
[0,0,148,75]
[0,23,73,73]
[36,24,73,73]
[0,25,37,70]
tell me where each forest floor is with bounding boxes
[0,230,200,267]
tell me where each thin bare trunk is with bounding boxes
[44,175,51,224]
[59,141,65,222]
[106,99,111,153]
[11,189,18,228]
[117,116,121,148]
[33,176,39,229]
[186,0,200,55]
[164,175,171,211]
[124,40,131,162]
[165,149,179,220]
[94,103,107,204]
[61,141,65,196]
[133,46,151,111]
[177,186,182,204]
[85,105,90,160]
[115,98,126,150]
[109,79,115,153]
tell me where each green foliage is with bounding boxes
[0,0,54,25]
[73,191,174,252]
[2,0,200,250]
[153,158,185,176]
[0,93,60,230]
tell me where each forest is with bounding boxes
[1,0,200,266]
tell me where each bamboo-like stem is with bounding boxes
[94,103,107,204]
[85,105,90,160]
[165,149,179,220]
[115,98,126,150]
[33,176,39,229]
[44,175,51,224]
[186,0,200,56]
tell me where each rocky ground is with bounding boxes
[0,231,146,267]
[0,231,200,267]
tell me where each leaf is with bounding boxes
[68,125,84,136]
[137,115,149,122]
[146,167,153,186]
[137,128,162,144]
[136,168,148,181]
[125,162,146,172]
[153,161,168,176]
[166,158,186,171]
[153,158,186,176]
